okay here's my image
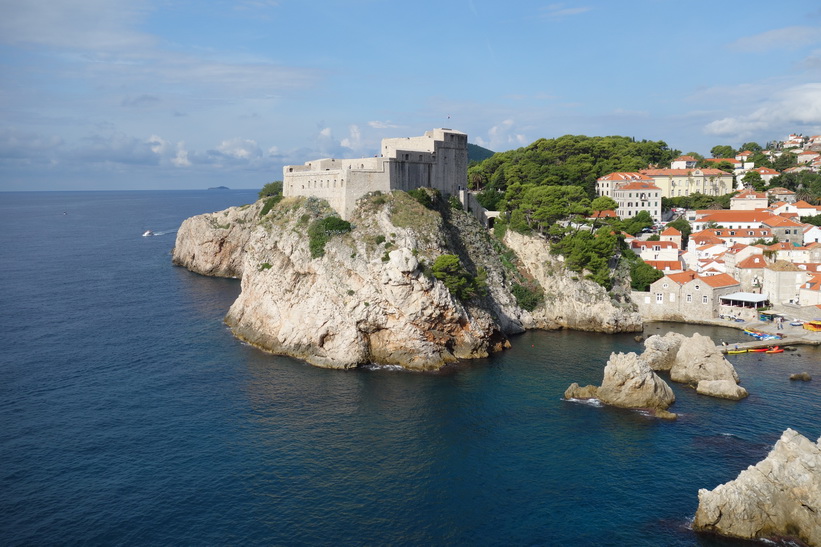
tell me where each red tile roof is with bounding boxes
[616,181,661,191]
[660,227,681,236]
[597,172,653,182]
[737,255,766,268]
[700,273,740,288]
[642,168,731,176]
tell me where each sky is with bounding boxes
[2,0,821,191]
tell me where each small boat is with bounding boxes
[142,230,155,237]
[803,321,821,332]
[727,349,747,354]
[765,347,784,354]
[748,348,768,353]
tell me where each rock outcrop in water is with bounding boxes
[564,351,676,418]
[693,428,821,546]
[172,191,643,370]
[643,332,747,399]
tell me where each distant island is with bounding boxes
[208,186,230,190]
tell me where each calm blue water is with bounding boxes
[1,190,819,546]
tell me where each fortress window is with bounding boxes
[289,167,293,172]
[404,154,409,160]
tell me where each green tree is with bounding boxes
[667,217,691,248]
[307,216,352,258]
[711,145,735,158]
[259,181,283,199]
[621,210,653,235]
[591,195,618,212]
[431,254,478,300]
[740,142,762,153]
[741,170,765,191]
[773,152,797,172]
[630,259,663,291]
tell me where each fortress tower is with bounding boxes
[282,128,468,220]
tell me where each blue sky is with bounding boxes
[2,0,821,191]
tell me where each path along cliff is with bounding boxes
[172,191,642,370]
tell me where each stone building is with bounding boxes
[595,172,662,222]
[282,128,468,220]
[634,271,740,321]
[640,167,736,198]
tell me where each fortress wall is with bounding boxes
[387,160,433,191]
[342,169,391,219]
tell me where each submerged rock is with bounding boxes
[693,428,821,546]
[790,372,812,381]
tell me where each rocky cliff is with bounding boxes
[503,231,642,333]
[172,191,643,370]
[693,428,821,545]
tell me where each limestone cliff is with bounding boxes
[693,428,821,545]
[172,191,643,370]
[502,230,642,333]
[171,201,260,278]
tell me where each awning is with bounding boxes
[720,292,769,304]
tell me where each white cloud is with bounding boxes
[368,121,401,129]
[216,138,263,160]
[0,0,154,50]
[728,26,821,53]
[172,143,191,168]
[704,83,821,138]
[340,125,362,150]
[539,3,592,19]
[474,120,528,150]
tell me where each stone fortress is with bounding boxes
[283,128,468,220]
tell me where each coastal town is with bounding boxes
[589,134,821,333]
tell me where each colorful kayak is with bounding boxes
[765,347,784,354]
[727,349,747,354]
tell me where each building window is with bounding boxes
[686,294,692,303]
[656,293,663,303]
[694,284,701,290]
[702,295,708,304]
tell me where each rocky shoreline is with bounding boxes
[172,193,641,370]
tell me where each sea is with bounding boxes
[1,190,819,546]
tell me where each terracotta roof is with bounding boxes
[660,227,681,236]
[666,271,699,285]
[795,263,821,273]
[700,273,739,288]
[696,210,776,223]
[767,187,795,195]
[615,181,661,191]
[753,167,779,175]
[766,260,801,271]
[703,158,740,165]
[631,240,678,249]
[642,168,731,176]
[737,255,766,268]
[597,172,653,182]
[645,260,682,271]
[793,200,817,208]
[590,209,617,218]
[802,274,821,291]
[762,216,804,228]
[733,189,767,199]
